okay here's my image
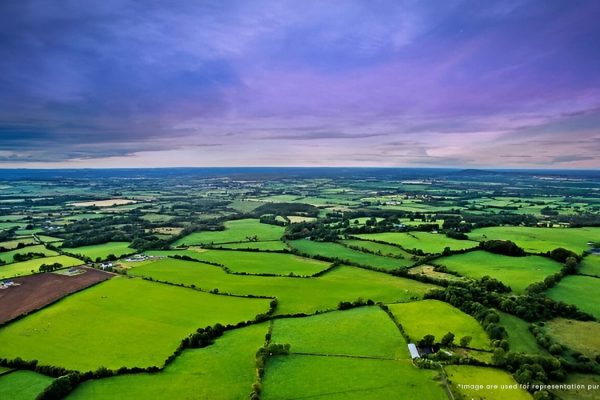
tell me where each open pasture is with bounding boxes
[0,370,54,400]
[0,277,270,371]
[70,199,137,207]
[129,256,436,315]
[545,319,600,359]
[445,365,532,400]
[0,237,37,250]
[467,226,599,254]
[497,311,546,354]
[0,244,57,264]
[214,240,289,251]
[272,307,407,359]
[353,232,478,254]
[173,219,284,246]
[62,242,134,261]
[67,323,268,400]
[434,250,562,293]
[340,239,413,258]
[262,355,446,400]
[388,300,490,349]
[289,239,412,270]
[545,275,600,318]
[186,249,330,276]
[579,255,600,277]
[0,255,83,279]
[549,373,600,400]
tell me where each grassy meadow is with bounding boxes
[173,219,284,246]
[0,255,83,279]
[545,275,600,318]
[62,241,134,261]
[353,232,478,254]
[67,323,268,400]
[445,366,532,400]
[0,371,54,400]
[128,256,435,315]
[434,250,562,293]
[271,307,408,359]
[388,300,490,349]
[0,277,270,371]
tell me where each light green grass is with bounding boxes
[173,219,284,246]
[139,213,173,223]
[497,311,546,354]
[0,244,57,264]
[227,199,264,213]
[549,373,600,400]
[130,255,436,315]
[340,239,413,258]
[545,318,600,358]
[434,250,562,293]
[545,275,600,318]
[62,242,134,261]
[468,226,600,254]
[445,365,532,400]
[388,300,490,349]
[215,240,289,251]
[67,323,267,400]
[272,307,407,359]
[0,255,83,279]
[580,255,600,277]
[185,249,330,276]
[0,277,270,371]
[0,370,54,400]
[262,355,446,400]
[289,240,413,270]
[0,237,37,250]
[353,232,478,254]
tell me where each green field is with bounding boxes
[67,323,267,400]
[545,275,600,318]
[497,311,546,354]
[545,318,600,358]
[549,373,600,400]
[353,232,478,254]
[0,370,54,400]
[0,255,83,279]
[0,237,37,250]
[434,250,562,293]
[183,249,330,276]
[445,365,532,400]
[340,239,413,258]
[289,240,413,270]
[0,277,270,371]
[173,219,284,246]
[62,241,134,261]
[271,307,407,359]
[216,240,289,251]
[262,355,446,400]
[0,244,57,264]
[388,300,490,349]
[579,255,600,277]
[468,226,600,254]
[129,256,436,315]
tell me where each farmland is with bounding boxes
[61,242,134,261]
[127,257,435,315]
[173,219,284,246]
[262,356,446,400]
[353,232,478,254]
[467,226,600,254]
[0,255,83,280]
[388,300,490,350]
[0,277,270,371]
[434,251,562,293]
[186,249,331,276]
[545,275,600,318]
[68,323,268,400]
[0,168,598,399]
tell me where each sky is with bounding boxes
[0,0,599,169]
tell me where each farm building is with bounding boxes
[408,343,420,359]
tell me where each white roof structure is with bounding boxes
[408,343,420,359]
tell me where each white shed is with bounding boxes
[408,343,420,359]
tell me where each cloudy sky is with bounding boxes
[0,0,599,168]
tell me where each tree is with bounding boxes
[459,336,472,347]
[418,334,435,347]
[440,332,455,347]
[491,348,506,366]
